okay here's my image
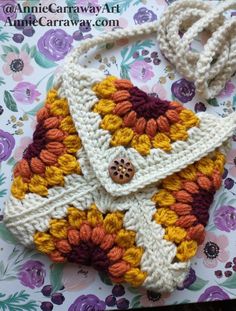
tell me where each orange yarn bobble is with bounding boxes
[34,204,147,288]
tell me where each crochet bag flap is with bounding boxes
[4,3,236,293]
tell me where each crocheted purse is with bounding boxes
[4,0,236,293]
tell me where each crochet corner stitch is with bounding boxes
[9,85,225,289]
[93,76,199,155]
[11,89,82,199]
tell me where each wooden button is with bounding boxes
[109,158,135,184]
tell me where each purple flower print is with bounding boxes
[18,260,46,289]
[38,29,73,61]
[69,294,106,311]
[133,7,157,24]
[130,60,154,82]
[171,78,196,103]
[77,0,99,7]
[198,286,230,302]
[0,130,15,162]
[0,0,17,22]
[178,267,196,290]
[13,82,41,104]
[218,81,235,98]
[214,205,236,232]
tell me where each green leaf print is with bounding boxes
[50,263,65,292]
[131,294,142,308]
[98,271,113,285]
[34,51,57,69]
[0,291,38,311]
[4,91,18,112]
[66,0,80,21]
[46,75,54,92]
[0,77,5,86]
[0,27,10,43]
[207,98,219,107]
[0,223,18,245]
[219,273,236,289]
[26,102,44,116]
[2,45,19,55]
[187,276,208,291]
[120,64,130,80]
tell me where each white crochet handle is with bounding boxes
[64,0,236,99]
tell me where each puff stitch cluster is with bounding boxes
[11,89,82,199]
[93,76,199,156]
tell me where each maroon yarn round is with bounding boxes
[33,123,47,141]
[129,86,170,119]
[192,189,215,226]
[23,141,45,159]
[66,242,110,271]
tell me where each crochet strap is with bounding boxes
[64,0,236,100]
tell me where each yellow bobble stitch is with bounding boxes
[58,154,79,175]
[63,135,82,153]
[67,206,86,229]
[162,174,182,191]
[93,76,117,98]
[100,114,123,133]
[152,189,176,206]
[50,219,69,239]
[179,164,197,181]
[115,229,136,249]
[11,176,28,200]
[123,247,144,267]
[176,240,198,262]
[28,175,48,196]
[50,99,69,116]
[152,133,172,152]
[169,123,188,141]
[154,208,178,226]
[195,157,214,176]
[124,268,147,287]
[131,134,151,156]
[111,128,134,147]
[164,226,187,244]
[87,204,103,227]
[59,116,77,134]
[179,109,200,129]
[214,152,226,174]
[93,99,116,115]
[45,166,64,186]
[46,89,58,105]
[34,232,55,254]
[104,212,124,234]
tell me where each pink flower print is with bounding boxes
[77,0,99,7]
[197,232,229,268]
[13,82,41,104]
[3,51,33,81]
[62,264,96,291]
[226,149,236,177]
[140,289,170,307]
[130,60,154,82]
[218,81,236,98]
[13,137,32,162]
[141,83,167,100]
[34,0,64,22]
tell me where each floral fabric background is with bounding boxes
[0,0,236,310]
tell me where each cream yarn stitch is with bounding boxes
[157,0,236,99]
[3,0,236,293]
[60,0,236,99]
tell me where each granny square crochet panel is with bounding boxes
[4,0,236,293]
